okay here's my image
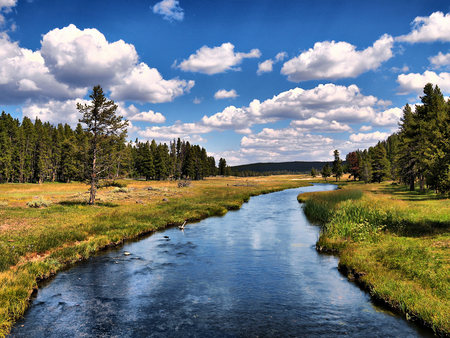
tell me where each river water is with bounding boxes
[9,184,434,337]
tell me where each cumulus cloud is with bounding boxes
[152,0,184,21]
[391,65,409,73]
[124,105,166,123]
[397,71,450,94]
[429,51,450,69]
[281,34,394,82]
[0,0,16,25]
[349,131,390,143]
[22,98,89,126]
[138,122,213,143]
[372,107,403,127]
[109,62,194,103]
[396,12,450,43]
[0,25,194,105]
[257,60,274,75]
[214,89,238,100]
[176,42,261,75]
[257,52,287,75]
[201,83,379,131]
[290,118,352,133]
[0,32,87,104]
[239,127,341,162]
[40,24,138,88]
[359,125,373,132]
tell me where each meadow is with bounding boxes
[300,179,450,336]
[0,176,311,337]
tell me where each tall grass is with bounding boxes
[301,188,364,224]
[305,182,450,335]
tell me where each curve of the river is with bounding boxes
[9,184,435,337]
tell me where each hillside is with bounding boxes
[231,161,333,174]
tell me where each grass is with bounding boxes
[0,175,312,337]
[300,180,450,336]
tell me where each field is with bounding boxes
[300,178,450,336]
[0,176,311,337]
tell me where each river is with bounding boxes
[9,184,435,337]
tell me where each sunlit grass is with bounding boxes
[0,175,311,337]
[303,180,450,335]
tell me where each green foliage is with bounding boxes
[320,163,332,181]
[26,198,51,208]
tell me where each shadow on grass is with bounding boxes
[388,219,450,237]
[59,201,119,208]
[374,184,448,201]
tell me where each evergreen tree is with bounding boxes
[77,85,129,205]
[332,149,343,181]
[321,163,331,181]
[371,142,390,183]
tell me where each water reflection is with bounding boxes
[9,184,435,337]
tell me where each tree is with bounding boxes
[321,163,331,181]
[77,85,129,205]
[346,151,359,181]
[310,167,317,178]
[371,142,390,183]
[332,149,343,181]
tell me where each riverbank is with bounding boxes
[300,180,450,337]
[0,176,311,337]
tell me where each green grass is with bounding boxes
[302,181,450,335]
[0,175,312,337]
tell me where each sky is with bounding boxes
[1,0,450,165]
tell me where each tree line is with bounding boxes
[0,102,229,186]
[321,83,450,194]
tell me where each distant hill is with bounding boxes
[231,161,335,174]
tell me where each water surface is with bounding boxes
[10,184,434,337]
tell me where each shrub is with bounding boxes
[26,198,50,208]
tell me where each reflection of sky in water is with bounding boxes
[10,184,435,338]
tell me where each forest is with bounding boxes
[331,83,450,194]
[0,111,230,184]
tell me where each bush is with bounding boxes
[26,198,50,208]
[112,187,128,193]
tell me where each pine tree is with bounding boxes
[77,85,129,205]
[321,163,331,181]
[332,150,343,181]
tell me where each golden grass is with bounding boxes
[0,175,311,337]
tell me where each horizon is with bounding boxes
[1,0,450,165]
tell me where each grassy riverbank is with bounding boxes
[300,180,450,336]
[0,176,311,337]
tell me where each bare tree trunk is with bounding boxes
[89,152,96,205]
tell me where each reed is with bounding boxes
[305,181,450,335]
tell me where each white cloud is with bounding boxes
[290,118,352,133]
[391,65,409,73]
[125,105,166,123]
[109,62,194,103]
[176,42,261,75]
[214,89,238,100]
[429,51,450,69]
[0,32,87,104]
[0,25,194,105]
[372,107,403,127]
[193,97,202,104]
[201,83,378,131]
[359,125,373,132]
[0,0,16,24]
[275,52,287,62]
[152,0,184,21]
[396,12,450,43]
[40,24,138,88]
[239,127,340,162]
[22,98,89,126]
[138,122,213,143]
[349,131,390,143]
[257,59,273,75]
[281,34,394,82]
[257,52,287,75]
[397,71,450,94]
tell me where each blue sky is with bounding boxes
[1,0,450,165]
